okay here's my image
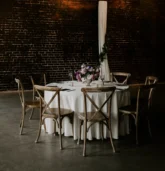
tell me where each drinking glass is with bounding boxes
[68,72,73,86]
[86,79,92,86]
[100,74,105,85]
[68,72,73,80]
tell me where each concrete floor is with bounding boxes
[0,90,165,171]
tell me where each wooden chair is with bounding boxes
[119,84,156,145]
[29,73,47,119]
[34,85,74,150]
[111,72,131,84]
[77,87,116,157]
[130,75,158,105]
[145,76,158,85]
[15,78,40,135]
[145,76,158,99]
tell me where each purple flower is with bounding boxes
[81,63,86,69]
[81,68,87,75]
[91,74,95,80]
[76,73,82,81]
[88,67,93,72]
[75,64,100,81]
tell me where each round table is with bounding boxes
[44,80,130,140]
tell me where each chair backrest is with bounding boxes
[136,84,156,116]
[111,72,131,84]
[81,87,116,121]
[30,74,47,100]
[145,76,158,99]
[43,74,47,85]
[15,78,25,106]
[145,76,158,85]
[30,73,47,86]
[34,85,61,115]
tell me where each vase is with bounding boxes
[86,79,92,86]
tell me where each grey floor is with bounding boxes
[0,89,165,171]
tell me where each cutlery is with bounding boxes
[61,88,75,91]
[61,88,70,91]
[47,85,58,87]
[67,89,75,92]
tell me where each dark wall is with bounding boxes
[107,0,165,83]
[0,0,165,91]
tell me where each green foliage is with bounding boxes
[99,43,107,64]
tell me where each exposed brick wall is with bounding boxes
[0,0,165,91]
[107,0,165,83]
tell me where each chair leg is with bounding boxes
[20,113,23,127]
[77,120,82,145]
[135,118,139,145]
[53,120,56,136]
[100,122,104,141]
[147,116,152,138]
[43,119,47,133]
[72,114,74,137]
[20,108,25,135]
[29,108,34,120]
[35,117,42,143]
[83,120,87,157]
[59,119,63,150]
[108,120,116,153]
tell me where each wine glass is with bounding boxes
[68,72,73,80]
[100,74,105,85]
[68,72,73,86]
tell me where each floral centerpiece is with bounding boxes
[74,63,100,82]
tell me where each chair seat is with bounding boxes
[119,104,136,114]
[78,112,105,122]
[25,100,40,108]
[44,108,74,118]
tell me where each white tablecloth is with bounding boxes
[44,81,130,140]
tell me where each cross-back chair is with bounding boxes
[111,72,131,85]
[34,85,74,150]
[77,86,116,157]
[29,73,47,119]
[119,84,156,145]
[130,75,158,105]
[15,78,40,135]
[145,76,158,99]
[145,76,158,85]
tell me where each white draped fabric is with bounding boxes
[98,1,111,81]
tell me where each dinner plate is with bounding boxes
[104,81,112,83]
[115,83,127,86]
[116,85,129,90]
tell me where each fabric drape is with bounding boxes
[98,1,111,81]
